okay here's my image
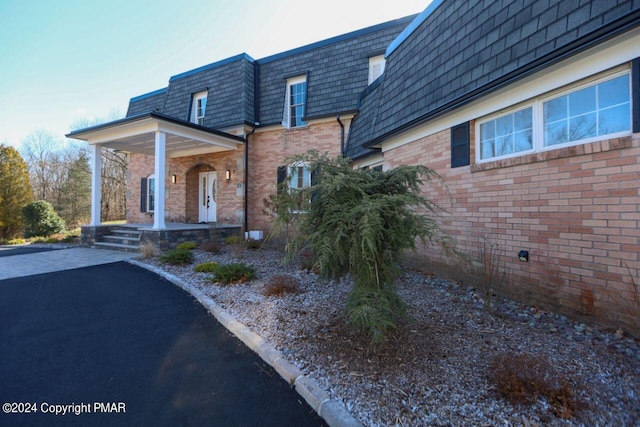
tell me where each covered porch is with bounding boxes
[80,222,241,252]
[67,112,246,250]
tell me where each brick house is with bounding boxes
[69,15,413,246]
[345,0,640,333]
[69,1,640,333]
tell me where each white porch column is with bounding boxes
[90,144,102,226]
[153,131,166,230]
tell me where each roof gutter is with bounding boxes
[337,115,345,156]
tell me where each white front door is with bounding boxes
[198,172,217,223]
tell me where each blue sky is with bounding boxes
[0,0,428,149]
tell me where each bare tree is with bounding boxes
[21,129,67,202]
[70,109,128,222]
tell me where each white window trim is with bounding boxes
[147,174,155,213]
[191,91,208,125]
[287,162,312,213]
[283,75,307,129]
[368,55,386,85]
[287,162,312,190]
[475,69,632,164]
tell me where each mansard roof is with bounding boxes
[125,15,416,130]
[255,15,415,126]
[347,0,640,159]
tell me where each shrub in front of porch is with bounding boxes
[272,150,446,343]
[160,249,194,265]
[176,241,197,251]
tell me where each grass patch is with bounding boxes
[211,263,256,285]
[5,238,26,245]
[139,242,157,259]
[225,235,245,258]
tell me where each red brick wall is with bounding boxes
[385,128,640,333]
[247,121,344,232]
[127,148,245,225]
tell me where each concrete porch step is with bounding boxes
[103,235,141,245]
[110,229,143,238]
[93,241,141,253]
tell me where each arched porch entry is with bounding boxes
[186,163,217,223]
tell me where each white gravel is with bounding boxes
[141,247,640,427]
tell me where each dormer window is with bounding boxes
[283,75,307,128]
[191,91,207,125]
[368,55,386,84]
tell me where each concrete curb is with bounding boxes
[127,259,362,427]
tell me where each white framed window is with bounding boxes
[288,163,311,190]
[479,106,534,160]
[191,91,208,125]
[542,73,631,147]
[368,55,386,84]
[283,76,307,128]
[147,174,155,212]
[476,70,631,163]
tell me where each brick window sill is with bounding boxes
[470,136,633,173]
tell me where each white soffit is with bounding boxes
[69,115,242,158]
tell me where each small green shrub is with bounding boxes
[176,241,197,251]
[263,274,300,297]
[211,263,256,285]
[194,261,219,273]
[22,200,66,238]
[160,249,194,265]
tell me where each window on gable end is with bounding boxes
[282,75,307,128]
[368,55,386,85]
[191,91,208,126]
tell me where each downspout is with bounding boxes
[244,124,258,233]
[336,114,345,157]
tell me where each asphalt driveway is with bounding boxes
[0,261,324,426]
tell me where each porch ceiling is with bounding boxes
[66,112,244,158]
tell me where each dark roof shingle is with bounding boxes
[348,0,640,153]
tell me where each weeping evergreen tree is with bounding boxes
[274,151,445,342]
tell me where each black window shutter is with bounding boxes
[310,166,320,204]
[276,166,287,194]
[632,58,640,133]
[140,178,147,212]
[451,122,470,168]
